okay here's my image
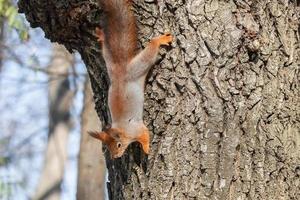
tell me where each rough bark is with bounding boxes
[77,77,106,200]
[33,44,74,200]
[19,0,300,200]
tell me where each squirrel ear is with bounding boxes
[88,131,112,144]
[136,131,150,154]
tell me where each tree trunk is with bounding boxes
[19,1,300,200]
[77,77,106,200]
[33,44,74,200]
[0,18,4,71]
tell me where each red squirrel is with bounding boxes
[89,0,173,158]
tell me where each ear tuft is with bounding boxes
[88,131,100,138]
[88,131,112,144]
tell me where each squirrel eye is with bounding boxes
[117,142,122,148]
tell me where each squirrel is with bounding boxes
[89,0,173,159]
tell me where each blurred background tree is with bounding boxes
[32,44,75,200]
[0,1,106,200]
[76,78,106,200]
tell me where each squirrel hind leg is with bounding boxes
[95,27,105,43]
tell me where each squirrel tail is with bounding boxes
[100,0,138,64]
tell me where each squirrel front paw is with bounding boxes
[153,33,173,46]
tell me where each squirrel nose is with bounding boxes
[112,153,122,159]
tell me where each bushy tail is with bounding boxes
[100,0,138,64]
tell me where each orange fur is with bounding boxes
[89,129,130,159]
[100,0,137,64]
[151,33,173,46]
[136,130,150,154]
[91,0,173,159]
[88,131,112,143]
[109,81,125,120]
[95,27,104,43]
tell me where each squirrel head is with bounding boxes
[88,128,149,159]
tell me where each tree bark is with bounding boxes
[19,0,300,200]
[33,44,74,200]
[77,77,106,200]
